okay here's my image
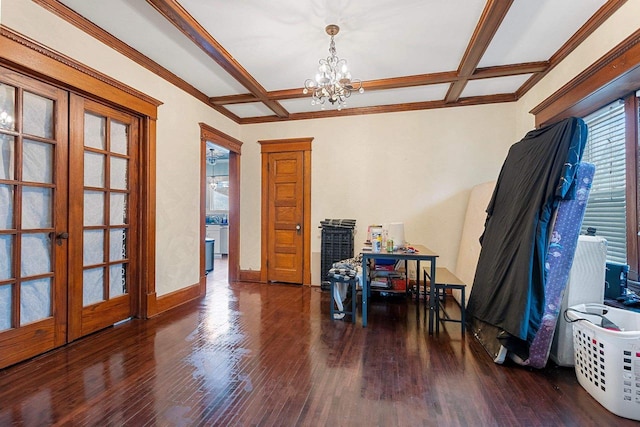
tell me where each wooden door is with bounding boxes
[0,68,69,369]
[267,151,304,283]
[67,95,138,341]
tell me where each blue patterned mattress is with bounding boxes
[513,162,595,368]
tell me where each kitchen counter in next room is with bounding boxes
[206,224,229,256]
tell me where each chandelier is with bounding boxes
[303,24,363,110]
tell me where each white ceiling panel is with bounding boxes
[479,0,607,67]
[58,0,246,96]
[224,102,278,119]
[462,74,534,98]
[180,0,487,91]
[46,0,623,122]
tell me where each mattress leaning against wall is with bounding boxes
[511,162,595,368]
[467,116,588,363]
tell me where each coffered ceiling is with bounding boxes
[38,0,626,124]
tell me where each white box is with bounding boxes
[550,235,607,366]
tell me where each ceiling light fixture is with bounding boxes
[303,24,363,110]
[0,111,14,129]
[207,149,217,165]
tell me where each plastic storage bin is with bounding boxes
[566,303,640,421]
[320,219,355,288]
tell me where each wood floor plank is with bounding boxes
[0,257,637,426]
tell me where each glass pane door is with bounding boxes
[0,67,68,369]
[68,95,138,340]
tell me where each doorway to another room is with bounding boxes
[199,123,242,292]
[205,142,229,281]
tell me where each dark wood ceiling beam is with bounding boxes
[210,94,261,106]
[211,64,545,106]
[238,93,517,124]
[210,71,460,105]
[145,0,289,118]
[360,71,459,91]
[473,61,548,78]
[445,0,514,103]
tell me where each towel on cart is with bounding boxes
[327,255,363,319]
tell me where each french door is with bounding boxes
[67,95,138,341]
[0,68,138,368]
[0,68,68,368]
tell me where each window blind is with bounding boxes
[581,100,626,264]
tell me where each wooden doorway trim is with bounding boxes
[258,137,312,285]
[199,123,242,290]
[0,28,159,319]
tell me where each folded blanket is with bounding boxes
[327,254,363,280]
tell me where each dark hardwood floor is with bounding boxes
[0,257,635,426]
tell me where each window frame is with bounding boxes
[532,30,640,279]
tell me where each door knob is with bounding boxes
[296,224,301,234]
[56,232,69,246]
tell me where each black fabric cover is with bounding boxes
[467,117,587,358]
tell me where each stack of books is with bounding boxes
[370,263,405,290]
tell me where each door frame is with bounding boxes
[258,137,312,285]
[0,28,160,318]
[199,123,242,290]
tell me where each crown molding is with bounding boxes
[0,25,161,118]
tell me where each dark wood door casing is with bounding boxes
[199,123,242,290]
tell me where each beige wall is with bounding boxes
[4,0,639,292]
[2,0,240,296]
[240,105,517,283]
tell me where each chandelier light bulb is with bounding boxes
[303,24,363,110]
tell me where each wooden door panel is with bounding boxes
[274,253,297,270]
[273,159,297,176]
[0,321,56,367]
[275,207,296,222]
[267,151,304,283]
[80,295,130,336]
[275,229,296,246]
[275,183,296,199]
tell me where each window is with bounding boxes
[531,32,640,280]
[581,100,627,264]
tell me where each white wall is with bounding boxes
[240,104,518,283]
[2,0,240,296]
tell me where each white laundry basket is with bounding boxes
[566,303,640,421]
